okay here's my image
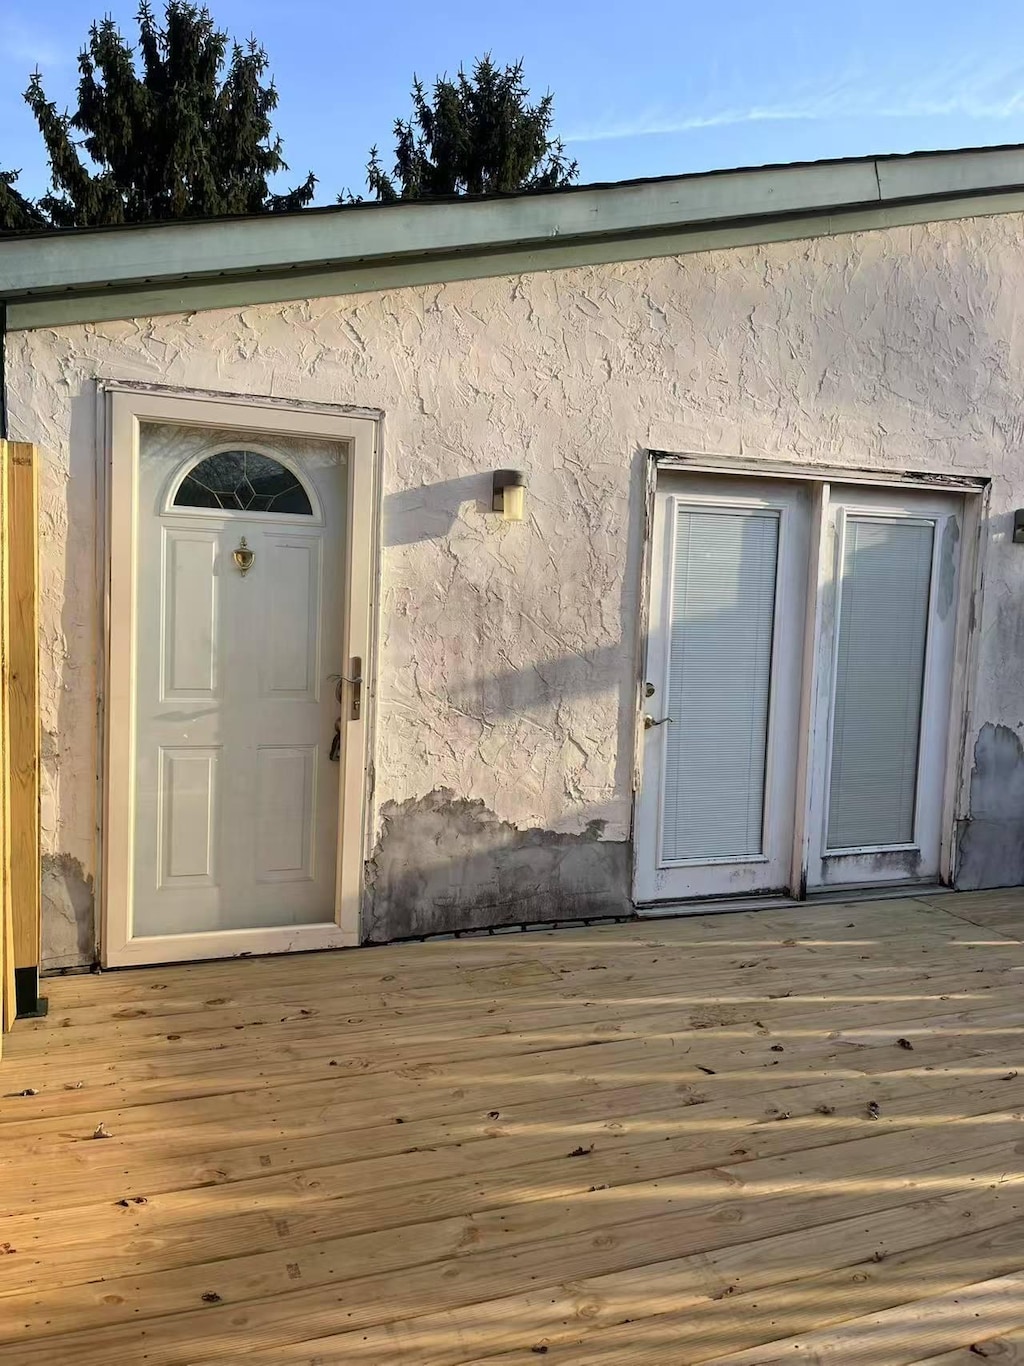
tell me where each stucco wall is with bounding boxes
[9,211,1024,964]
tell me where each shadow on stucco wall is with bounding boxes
[367,448,650,940]
[383,474,490,546]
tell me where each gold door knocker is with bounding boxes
[232,537,255,577]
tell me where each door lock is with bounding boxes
[330,658,363,721]
[643,715,674,730]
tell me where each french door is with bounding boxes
[634,473,963,905]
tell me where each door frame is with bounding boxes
[633,452,990,911]
[101,383,381,967]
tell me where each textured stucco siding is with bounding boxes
[8,211,1024,961]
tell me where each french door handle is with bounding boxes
[644,715,674,730]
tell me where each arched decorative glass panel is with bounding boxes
[174,450,314,515]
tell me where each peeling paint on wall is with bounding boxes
[364,789,631,941]
[956,723,1024,890]
[41,854,95,968]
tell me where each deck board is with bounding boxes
[0,890,1022,1363]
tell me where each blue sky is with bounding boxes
[4,1,1024,203]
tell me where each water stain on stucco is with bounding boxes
[956,723,1024,890]
[938,516,960,619]
[364,789,632,942]
[41,854,95,968]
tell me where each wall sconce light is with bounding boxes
[1014,510,1024,544]
[492,469,527,522]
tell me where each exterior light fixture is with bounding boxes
[1014,510,1024,544]
[492,469,527,522]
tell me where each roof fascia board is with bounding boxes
[10,186,1024,333]
[1,160,882,298]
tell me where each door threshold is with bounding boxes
[636,883,951,919]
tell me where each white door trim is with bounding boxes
[101,387,379,967]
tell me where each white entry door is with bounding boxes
[635,472,964,907]
[130,424,348,952]
[634,475,811,903]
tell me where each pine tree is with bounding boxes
[0,170,48,232]
[21,1,315,228]
[366,56,578,201]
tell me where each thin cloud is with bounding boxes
[564,59,1024,144]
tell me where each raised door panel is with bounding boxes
[255,746,316,883]
[161,529,219,699]
[157,747,220,888]
[261,535,323,701]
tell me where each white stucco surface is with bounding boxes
[8,211,1023,963]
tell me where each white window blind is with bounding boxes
[661,507,779,862]
[826,517,933,850]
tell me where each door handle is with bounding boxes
[330,659,363,721]
[643,715,674,730]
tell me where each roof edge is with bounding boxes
[5,144,1024,330]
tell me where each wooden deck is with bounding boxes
[1,891,1023,1364]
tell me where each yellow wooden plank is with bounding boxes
[1,440,15,1036]
[5,441,39,978]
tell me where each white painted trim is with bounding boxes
[106,923,356,968]
[790,480,829,895]
[652,450,989,494]
[102,386,379,967]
